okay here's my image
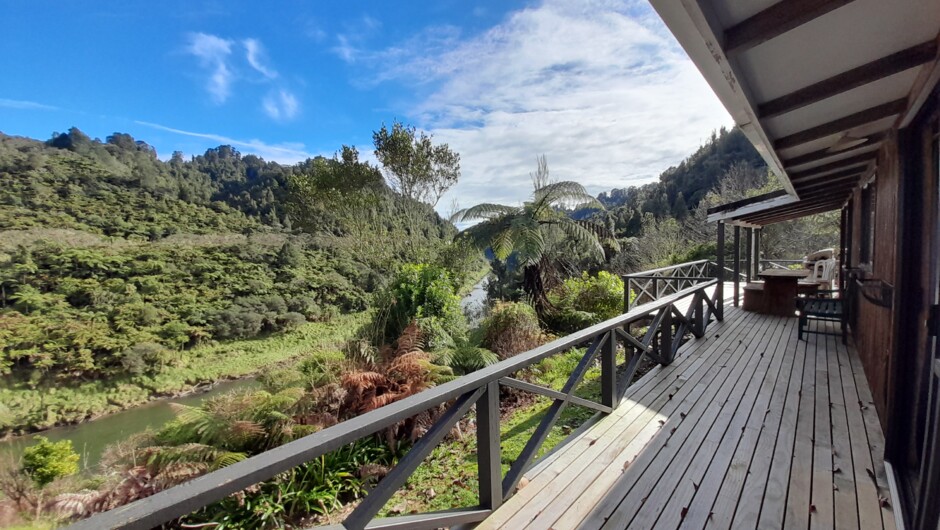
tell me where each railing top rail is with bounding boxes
[72,280,719,530]
[621,259,711,278]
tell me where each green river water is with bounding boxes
[0,378,259,471]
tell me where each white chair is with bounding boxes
[805,259,837,291]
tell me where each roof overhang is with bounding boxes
[651,0,940,225]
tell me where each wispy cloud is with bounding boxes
[344,0,732,213]
[0,98,58,111]
[332,35,359,63]
[262,89,299,121]
[243,38,278,79]
[135,120,312,163]
[331,14,386,64]
[185,32,234,104]
[183,33,300,122]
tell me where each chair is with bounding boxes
[800,259,837,291]
[796,289,846,344]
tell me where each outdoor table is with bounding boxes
[757,269,810,317]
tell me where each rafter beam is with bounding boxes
[759,40,937,118]
[745,199,846,223]
[774,98,907,150]
[792,166,865,186]
[788,152,875,180]
[723,0,858,56]
[795,174,861,192]
[750,202,845,224]
[782,132,885,168]
[798,183,859,200]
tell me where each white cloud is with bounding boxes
[0,98,58,111]
[348,0,732,214]
[331,14,385,64]
[332,34,360,63]
[185,32,234,104]
[262,90,300,121]
[135,120,313,164]
[244,38,278,79]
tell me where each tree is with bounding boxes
[372,121,460,206]
[452,156,615,314]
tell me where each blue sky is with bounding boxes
[0,0,731,212]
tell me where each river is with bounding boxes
[0,278,493,471]
[461,275,490,327]
[0,378,259,471]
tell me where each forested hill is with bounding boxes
[0,128,452,242]
[578,127,766,236]
[0,127,460,425]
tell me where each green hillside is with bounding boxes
[0,128,458,434]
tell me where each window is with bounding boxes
[860,182,876,266]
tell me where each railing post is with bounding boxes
[744,227,752,283]
[754,228,762,276]
[623,276,632,312]
[733,225,741,307]
[601,332,618,409]
[716,221,725,320]
[694,291,705,335]
[477,381,502,511]
[660,306,674,365]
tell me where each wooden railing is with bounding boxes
[622,260,720,311]
[759,259,803,271]
[69,280,723,530]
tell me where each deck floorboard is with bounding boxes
[478,303,894,530]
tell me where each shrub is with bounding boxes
[546,271,624,332]
[544,308,598,334]
[373,264,465,348]
[22,436,79,488]
[481,302,545,359]
[120,342,175,375]
[276,312,307,331]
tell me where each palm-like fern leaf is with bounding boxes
[553,218,606,260]
[450,203,520,223]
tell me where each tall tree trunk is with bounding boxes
[523,264,553,317]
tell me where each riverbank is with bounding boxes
[0,312,369,437]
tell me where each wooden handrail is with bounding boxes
[69,280,722,530]
[622,260,716,311]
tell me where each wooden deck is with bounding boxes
[478,303,896,529]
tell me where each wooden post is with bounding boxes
[623,275,631,312]
[661,306,674,364]
[744,227,752,283]
[733,225,741,307]
[838,209,847,292]
[601,332,618,408]
[716,221,725,320]
[754,228,762,276]
[477,381,502,510]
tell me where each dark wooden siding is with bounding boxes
[847,131,901,431]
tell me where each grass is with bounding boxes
[381,349,601,516]
[0,312,368,435]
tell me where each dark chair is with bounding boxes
[796,290,846,344]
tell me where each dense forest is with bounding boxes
[0,124,839,528]
[0,126,469,433]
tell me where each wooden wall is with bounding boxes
[847,131,901,431]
